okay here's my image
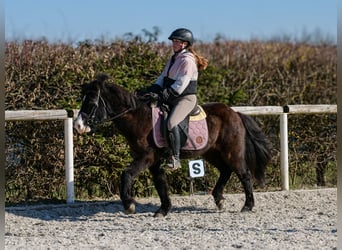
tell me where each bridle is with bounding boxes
[83,89,134,126]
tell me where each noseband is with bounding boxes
[83,90,134,126]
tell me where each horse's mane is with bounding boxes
[95,73,143,110]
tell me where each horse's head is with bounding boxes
[74,74,110,134]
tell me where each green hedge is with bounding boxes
[5,39,336,204]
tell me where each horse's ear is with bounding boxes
[96,73,109,88]
[94,73,109,91]
[81,82,90,93]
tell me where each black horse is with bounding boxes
[74,74,271,217]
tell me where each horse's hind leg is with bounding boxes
[212,155,254,212]
[149,163,172,217]
[212,167,232,210]
[235,162,255,212]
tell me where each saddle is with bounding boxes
[152,105,209,150]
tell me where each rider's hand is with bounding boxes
[162,87,178,102]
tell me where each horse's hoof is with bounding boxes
[240,206,253,212]
[216,199,224,210]
[153,212,165,218]
[153,207,169,217]
[124,203,136,214]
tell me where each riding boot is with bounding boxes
[166,126,181,170]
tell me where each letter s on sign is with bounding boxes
[189,159,205,178]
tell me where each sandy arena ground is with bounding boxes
[5,188,337,249]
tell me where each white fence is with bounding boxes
[5,105,337,203]
[5,110,75,203]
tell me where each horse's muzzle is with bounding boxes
[74,113,91,134]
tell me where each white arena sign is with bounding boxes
[188,159,205,178]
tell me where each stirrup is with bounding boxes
[165,155,181,170]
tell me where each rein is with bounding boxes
[99,107,134,124]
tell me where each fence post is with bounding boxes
[280,112,289,190]
[64,112,74,203]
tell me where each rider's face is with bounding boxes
[172,39,188,52]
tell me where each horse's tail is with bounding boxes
[238,112,271,186]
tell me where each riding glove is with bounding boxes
[162,87,179,103]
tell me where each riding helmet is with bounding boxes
[168,28,194,46]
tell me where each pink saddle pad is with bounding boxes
[152,106,208,150]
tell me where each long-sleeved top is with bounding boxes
[154,49,198,95]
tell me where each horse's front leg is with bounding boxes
[149,161,171,217]
[120,159,149,214]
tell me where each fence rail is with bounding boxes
[5,105,337,203]
[5,110,70,121]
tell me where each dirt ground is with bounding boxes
[5,188,337,249]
